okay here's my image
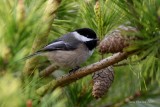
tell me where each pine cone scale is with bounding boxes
[92,66,114,98]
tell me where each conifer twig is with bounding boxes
[102,90,141,107]
[17,0,25,23]
[23,0,62,75]
[37,52,134,96]
[39,64,59,77]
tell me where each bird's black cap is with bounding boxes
[75,28,97,39]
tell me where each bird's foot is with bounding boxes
[69,66,80,74]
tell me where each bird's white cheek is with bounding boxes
[73,32,93,42]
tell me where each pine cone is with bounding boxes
[99,25,137,54]
[92,66,114,99]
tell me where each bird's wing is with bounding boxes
[38,40,76,52]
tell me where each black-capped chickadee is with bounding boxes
[24,28,98,71]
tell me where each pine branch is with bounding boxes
[23,0,62,75]
[37,52,134,96]
[16,0,25,24]
[102,90,141,107]
[114,57,146,67]
[39,64,59,77]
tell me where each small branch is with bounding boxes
[39,64,59,77]
[114,63,132,67]
[16,0,25,24]
[114,55,147,67]
[114,60,137,67]
[102,90,141,107]
[37,52,134,96]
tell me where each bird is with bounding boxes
[24,28,98,72]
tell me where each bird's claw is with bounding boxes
[69,66,80,74]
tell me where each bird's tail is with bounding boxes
[20,51,42,61]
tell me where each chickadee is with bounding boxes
[25,28,98,71]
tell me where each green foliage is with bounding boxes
[113,0,160,87]
[0,72,66,107]
[51,0,79,36]
[65,76,93,107]
[0,74,23,107]
[79,0,125,39]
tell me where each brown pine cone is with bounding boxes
[99,25,137,54]
[92,66,114,99]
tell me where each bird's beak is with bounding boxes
[94,38,99,41]
[91,38,99,42]
[95,38,100,45]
